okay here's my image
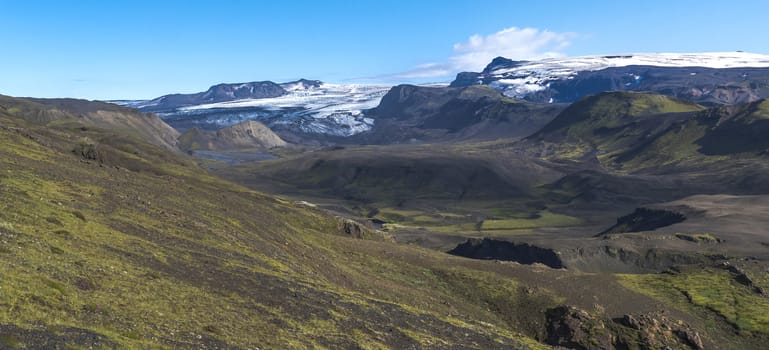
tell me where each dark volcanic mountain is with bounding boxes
[359,84,564,142]
[138,81,287,112]
[451,52,769,105]
[279,78,323,91]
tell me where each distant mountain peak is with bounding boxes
[280,79,323,91]
[133,79,327,112]
[483,56,526,73]
[200,81,284,101]
[136,81,286,112]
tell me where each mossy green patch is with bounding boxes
[749,100,769,120]
[619,269,769,334]
[482,211,582,231]
[542,91,703,137]
[0,334,21,348]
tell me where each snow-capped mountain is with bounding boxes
[451,52,769,104]
[175,83,390,136]
[133,81,288,111]
[117,81,391,137]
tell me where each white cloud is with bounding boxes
[390,63,453,79]
[450,27,575,71]
[387,26,576,81]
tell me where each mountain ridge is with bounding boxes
[136,81,286,112]
[359,84,563,143]
[0,94,180,151]
[451,52,769,105]
[521,91,769,173]
[127,79,326,112]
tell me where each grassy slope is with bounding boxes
[0,103,561,348]
[606,99,769,171]
[0,95,179,151]
[528,91,705,163]
[619,264,769,349]
[515,92,769,182]
[537,91,704,137]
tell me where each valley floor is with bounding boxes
[198,138,769,349]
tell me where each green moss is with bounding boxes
[399,328,449,347]
[750,100,769,120]
[616,119,713,169]
[537,92,709,168]
[0,334,21,348]
[546,141,593,160]
[0,221,14,231]
[620,270,769,333]
[550,92,703,137]
[374,207,424,222]
[482,211,582,230]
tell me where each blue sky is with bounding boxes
[1,0,768,100]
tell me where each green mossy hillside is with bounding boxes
[620,267,769,335]
[0,100,555,348]
[536,91,704,138]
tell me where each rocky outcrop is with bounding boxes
[598,208,686,236]
[449,237,713,273]
[545,305,706,349]
[545,305,614,349]
[616,311,705,350]
[448,238,564,269]
[335,217,392,242]
[72,139,103,162]
[337,218,368,239]
[717,262,766,295]
[559,246,713,273]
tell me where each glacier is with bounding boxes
[119,83,391,137]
